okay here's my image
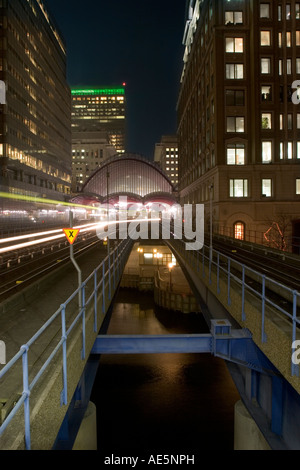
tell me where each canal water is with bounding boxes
[91,288,240,458]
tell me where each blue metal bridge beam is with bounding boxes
[91,334,212,354]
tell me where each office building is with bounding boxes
[71,86,126,155]
[72,131,116,191]
[154,135,179,186]
[177,0,300,251]
[0,0,72,208]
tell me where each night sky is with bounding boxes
[45,0,187,160]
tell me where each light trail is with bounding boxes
[0,222,102,245]
[0,223,104,255]
[0,191,97,211]
[0,218,160,255]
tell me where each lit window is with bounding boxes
[297,179,300,194]
[262,113,272,129]
[261,58,271,74]
[234,222,245,240]
[227,116,245,132]
[262,179,272,197]
[280,142,284,159]
[262,141,272,162]
[279,114,283,130]
[225,11,243,25]
[261,85,272,101]
[261,31,271,46]
[297,30,300,46]
[230,179,248,197]
[260,4,270,18]
[226,37,244,53]
[287,142,293,159]
[227,144,245,165]
[226,63,244,79]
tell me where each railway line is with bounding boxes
[210,235,300,292]
[0,229,106,301]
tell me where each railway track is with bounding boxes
[209,236,300,292]
[0,231,105,301]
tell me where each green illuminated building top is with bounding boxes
[71,87,125,96]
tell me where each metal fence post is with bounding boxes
[94,269,98,332]
[102,262,105,314]
[227,258,231,306]
[261,275,267,343]
[292,291,299,376]
[81,283,86,360]
[21,344,31,450]
[217,252,220,294]
[60,305,68,406]
[242,265,245,321]
[108,251,111,300]
[113,250,116,290]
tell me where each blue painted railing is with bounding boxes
[0,238,133,450]
[170,238,300,376]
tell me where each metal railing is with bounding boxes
[0,237,133,450]
[171,238,300,376]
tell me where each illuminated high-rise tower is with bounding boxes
[0,0,72,205]
[71,86,126,154]
[71,86,126,190]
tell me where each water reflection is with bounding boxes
[91,288,240,455]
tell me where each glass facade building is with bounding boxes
[0,0,72,206]
[71,87,126,155]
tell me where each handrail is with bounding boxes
[0,237,133,450]
[170,238,300,375]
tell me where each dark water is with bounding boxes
[91,288,240,458]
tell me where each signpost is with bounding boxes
[63,212,82,308]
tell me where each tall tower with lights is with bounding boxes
[71,86,126,190]
[0,0,72,205]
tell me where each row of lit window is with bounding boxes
[225,3,300,24]
[229,178,300,198]
[221,86,297,106]
[226,141,300,165]
[73,97,124,102]
[225,57,300,78]
[6,144,71,183]
[226,112,300,133]
[226,31,300,53]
